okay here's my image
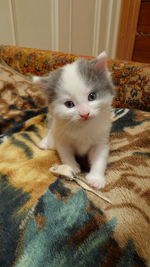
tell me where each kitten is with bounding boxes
[33,52,115,189]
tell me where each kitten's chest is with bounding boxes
[73,133,93,155]
[65,123,100,155]
[53,118,110,156]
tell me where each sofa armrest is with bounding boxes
[0,45,149,111]
[109,59,150,111]
[0,45,90,76]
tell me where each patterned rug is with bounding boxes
[0,61,150,267]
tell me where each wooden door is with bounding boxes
[132,0,150,63]
[116,0,150,63]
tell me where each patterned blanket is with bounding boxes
[0,62,150,267]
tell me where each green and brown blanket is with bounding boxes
[0,60,150,267]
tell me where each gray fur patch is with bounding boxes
[77,58,115,98]
[40,68,62,103]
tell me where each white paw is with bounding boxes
[86,173,106,189]
[65,163,80,175]
[38,139,49,150]
[60,158,81,175]
[73,165,81,174]
[38,138,54,150]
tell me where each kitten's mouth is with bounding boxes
[79,113,91,121]
[80,116,91,121]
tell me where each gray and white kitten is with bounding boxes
[33,52,115,189]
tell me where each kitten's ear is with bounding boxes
[95,51,108,72]
[32,70,61,103]
[32,76,49,91]
[32,75,54,101]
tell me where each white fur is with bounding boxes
[97,51,112,80]
[39,56,113,189]
[97,51,107,60]
[39,129,54,150]
[52,62,93,121]
[62,62,90,96]
[32,76,40,82]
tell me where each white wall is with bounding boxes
[0,0,121,58]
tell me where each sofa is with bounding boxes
[0,45,150,267]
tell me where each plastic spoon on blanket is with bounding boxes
[49,164,112,204]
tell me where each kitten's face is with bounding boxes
[34,52,115,122]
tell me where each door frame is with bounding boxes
[116,0,141,60]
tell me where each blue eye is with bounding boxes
[88,92,97,101]
[64,101,75,108]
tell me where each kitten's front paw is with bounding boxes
[72,164,81,175]
[86,173,106,189]
[38,137,54,150]
[38,139,49,150]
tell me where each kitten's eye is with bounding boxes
[64,101,75,108]
[88,92,97,101]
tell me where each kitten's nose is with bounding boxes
[80,113,90,120]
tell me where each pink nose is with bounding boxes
[80,113,90,120]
